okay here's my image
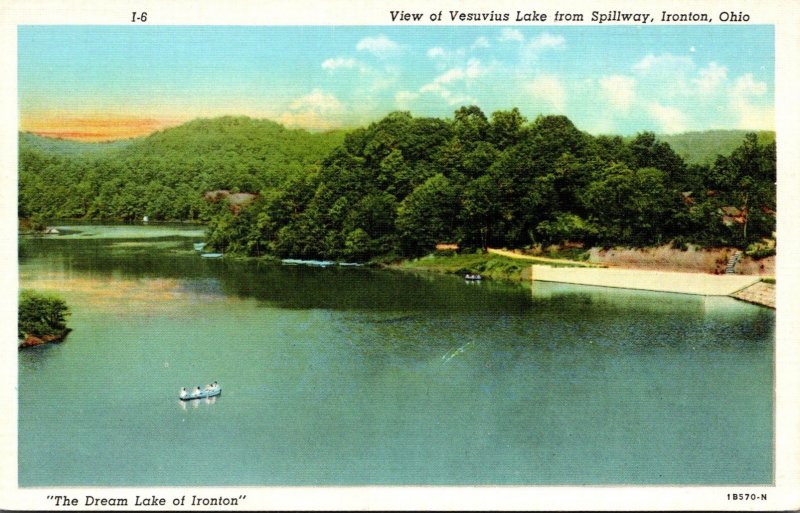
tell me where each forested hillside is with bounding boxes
[202,108,775,260]
[19,110,776,260]
[655,130,775,165]
[19,116,346,221]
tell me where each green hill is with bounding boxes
[19,116,346,221]
[655,130,775,165]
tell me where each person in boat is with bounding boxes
[195,386,202,395]
[179,387,187,399]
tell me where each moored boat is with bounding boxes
[281,258,335,267]
[201,252,223,258]
[179,382,221,401]
[464,273,482,281]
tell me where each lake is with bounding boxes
[18,225,774,486]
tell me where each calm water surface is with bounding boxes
[18,225,774,485]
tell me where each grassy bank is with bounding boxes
[394,251,592,282]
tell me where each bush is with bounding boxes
[746,242,776,260]
[18,290,70,339]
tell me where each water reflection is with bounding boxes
[18,342,62,372]
[178,396,219,410]
[19,227,774,358]
[20,235,535,313]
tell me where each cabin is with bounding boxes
[203,189,258,215]
[435,243,459,252]
[719,206,747,226]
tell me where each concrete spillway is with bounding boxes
[529,264,761,296]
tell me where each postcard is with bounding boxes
[2,0,798,510]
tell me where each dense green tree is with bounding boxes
[18,290,70,339]
[707,133,776,244]
[396,174,459,256]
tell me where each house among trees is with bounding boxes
[435,243,459,251]
[719,206,748,226]
[203,189,258,214]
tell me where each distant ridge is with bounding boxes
[19,131,135,157]
[654,130,775,165]
[22,119,774,168]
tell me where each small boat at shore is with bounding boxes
[464,273,483,281]
[193,242,206,251]
[281,258,335,267]
[179,383,221,401]
[201,252,223,259]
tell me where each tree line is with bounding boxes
[204,108,775,260]
[19,108,776,261]
[18,116,345,223]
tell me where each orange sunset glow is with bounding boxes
[20,116,186,142]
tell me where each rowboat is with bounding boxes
[464,274,483,281]
[179,383,221,400]
[201,253,223,259]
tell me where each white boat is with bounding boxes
[201,252,223,258]
[464,273,483,281]
[281,258,335,267]
[193,242,206,251]
[179,383,221,401]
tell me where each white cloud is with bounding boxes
[732,73,767,97]
[356,35,399,58]
[321,57,361,71]
[647,102,687,133]
[599,75,636,113]
[417,60,487,107]
[427,47,446,59]
[418,82,476,106]
[425,59,487,87]
[419,82,447,96]
[435,67,465,85]
[499,28,524,42]
[395,90,420,106]
[631,53,696,98]
[465,58,483,79]
[278,89,345,130]
[692,62,728,94]
[732,103,774,130]
[729,73,773,129]
[598,75,636,113]
[471,36,490,49]
[527,33,565,50]
[519,32,565,65]
[528,75,566,112]
[633,53,693,73]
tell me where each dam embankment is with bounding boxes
[529,264,762,297]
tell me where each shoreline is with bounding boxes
[396,251,776,309]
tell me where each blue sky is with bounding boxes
[18,25,774,139]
